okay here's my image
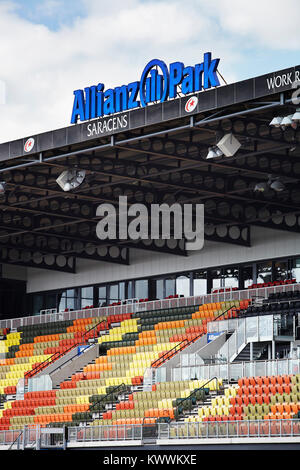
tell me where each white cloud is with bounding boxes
[207,0,300,50]
[0,0,298,143]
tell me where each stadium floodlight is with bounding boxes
[280,115,294,129]
[0,181,6,194]
[269,177,286,192]
[56,168,86,192]
[254,182,269,193]
[206,146,223,160]
[269,117,283,127]
[216,133,241,157]
[292,108,300,123]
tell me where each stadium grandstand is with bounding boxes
[0,58,299,451]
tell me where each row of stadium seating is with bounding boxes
[212,279,297,294]
[184,374,300,423]
[1,275,300,444]
[0,299,248,430]
[0,315,112,395]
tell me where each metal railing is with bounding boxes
[166,358,300,383]
[2,418,300,447]
[1,282,299,331]
[158,419,300,440]
[68,424,143,442]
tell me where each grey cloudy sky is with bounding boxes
[0,0,299,142]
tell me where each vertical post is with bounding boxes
[250,342,253,362]
[272,341,276,360]
[280,419,282,437]
[268,343,272,360]
[22,425,26,450]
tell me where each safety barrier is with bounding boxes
[0,282,299,331]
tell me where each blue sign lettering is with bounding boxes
[71,53,220,124]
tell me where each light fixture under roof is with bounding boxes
[292,108,300,123]
[269,117,283,127]
[206,147,223,160]
[0,181,6,194]
[56,168,86,192]
[280,115,294,129]
[254,182,269,193]
[254,175,286,194]
[269,177,286,192]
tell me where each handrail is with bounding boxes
[8,429,24,450]
[24,319,109,380]
[150,339,189,369]
[2,282,298,332]
[87,382,130,417]
[214,304,239,321]
[174,376,219,415]
[151,304,238,369]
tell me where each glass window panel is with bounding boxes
[165,279,175,297]
[255,361,266,377]
[66,297,75,310]
[223,267,239,288]
[33,295,43,314]
[237,321,245,348]
[81,298,93,308]
[246,317,257,339]
[81,287,93,299]
[66,289,75,297]
[109,284,119,302]
[267,360,277,377]
[155,279,164,299]
[127,281,134,299]
[135,280,148,299]
[182,367,190,381]
[277,360,288,376]
[259,315,272,338]
[172,368,181,382]
[274,260,288,281]
[219,364,229,380]
[98,286,106,301]
[193,279,207,296]
[119,282,125,300]
[190,367,197,379]
[291,258,300,282]
[257,261,272,284]
[181,354,189,367]
[176,276,190,297]
[243,265,253,288]
[193,271,207,296]
[230,363,243,381]
[45,294,57,310]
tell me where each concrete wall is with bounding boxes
[31,343,100,389]
[26,226,300,293]
[2,264,27,281]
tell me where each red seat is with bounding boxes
[255,395,263,405]
[255,377,263,386]
[242,396,249,406]
[262,376,270,386]
[263,394,270,405]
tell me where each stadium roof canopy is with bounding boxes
[0,65,299,273]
